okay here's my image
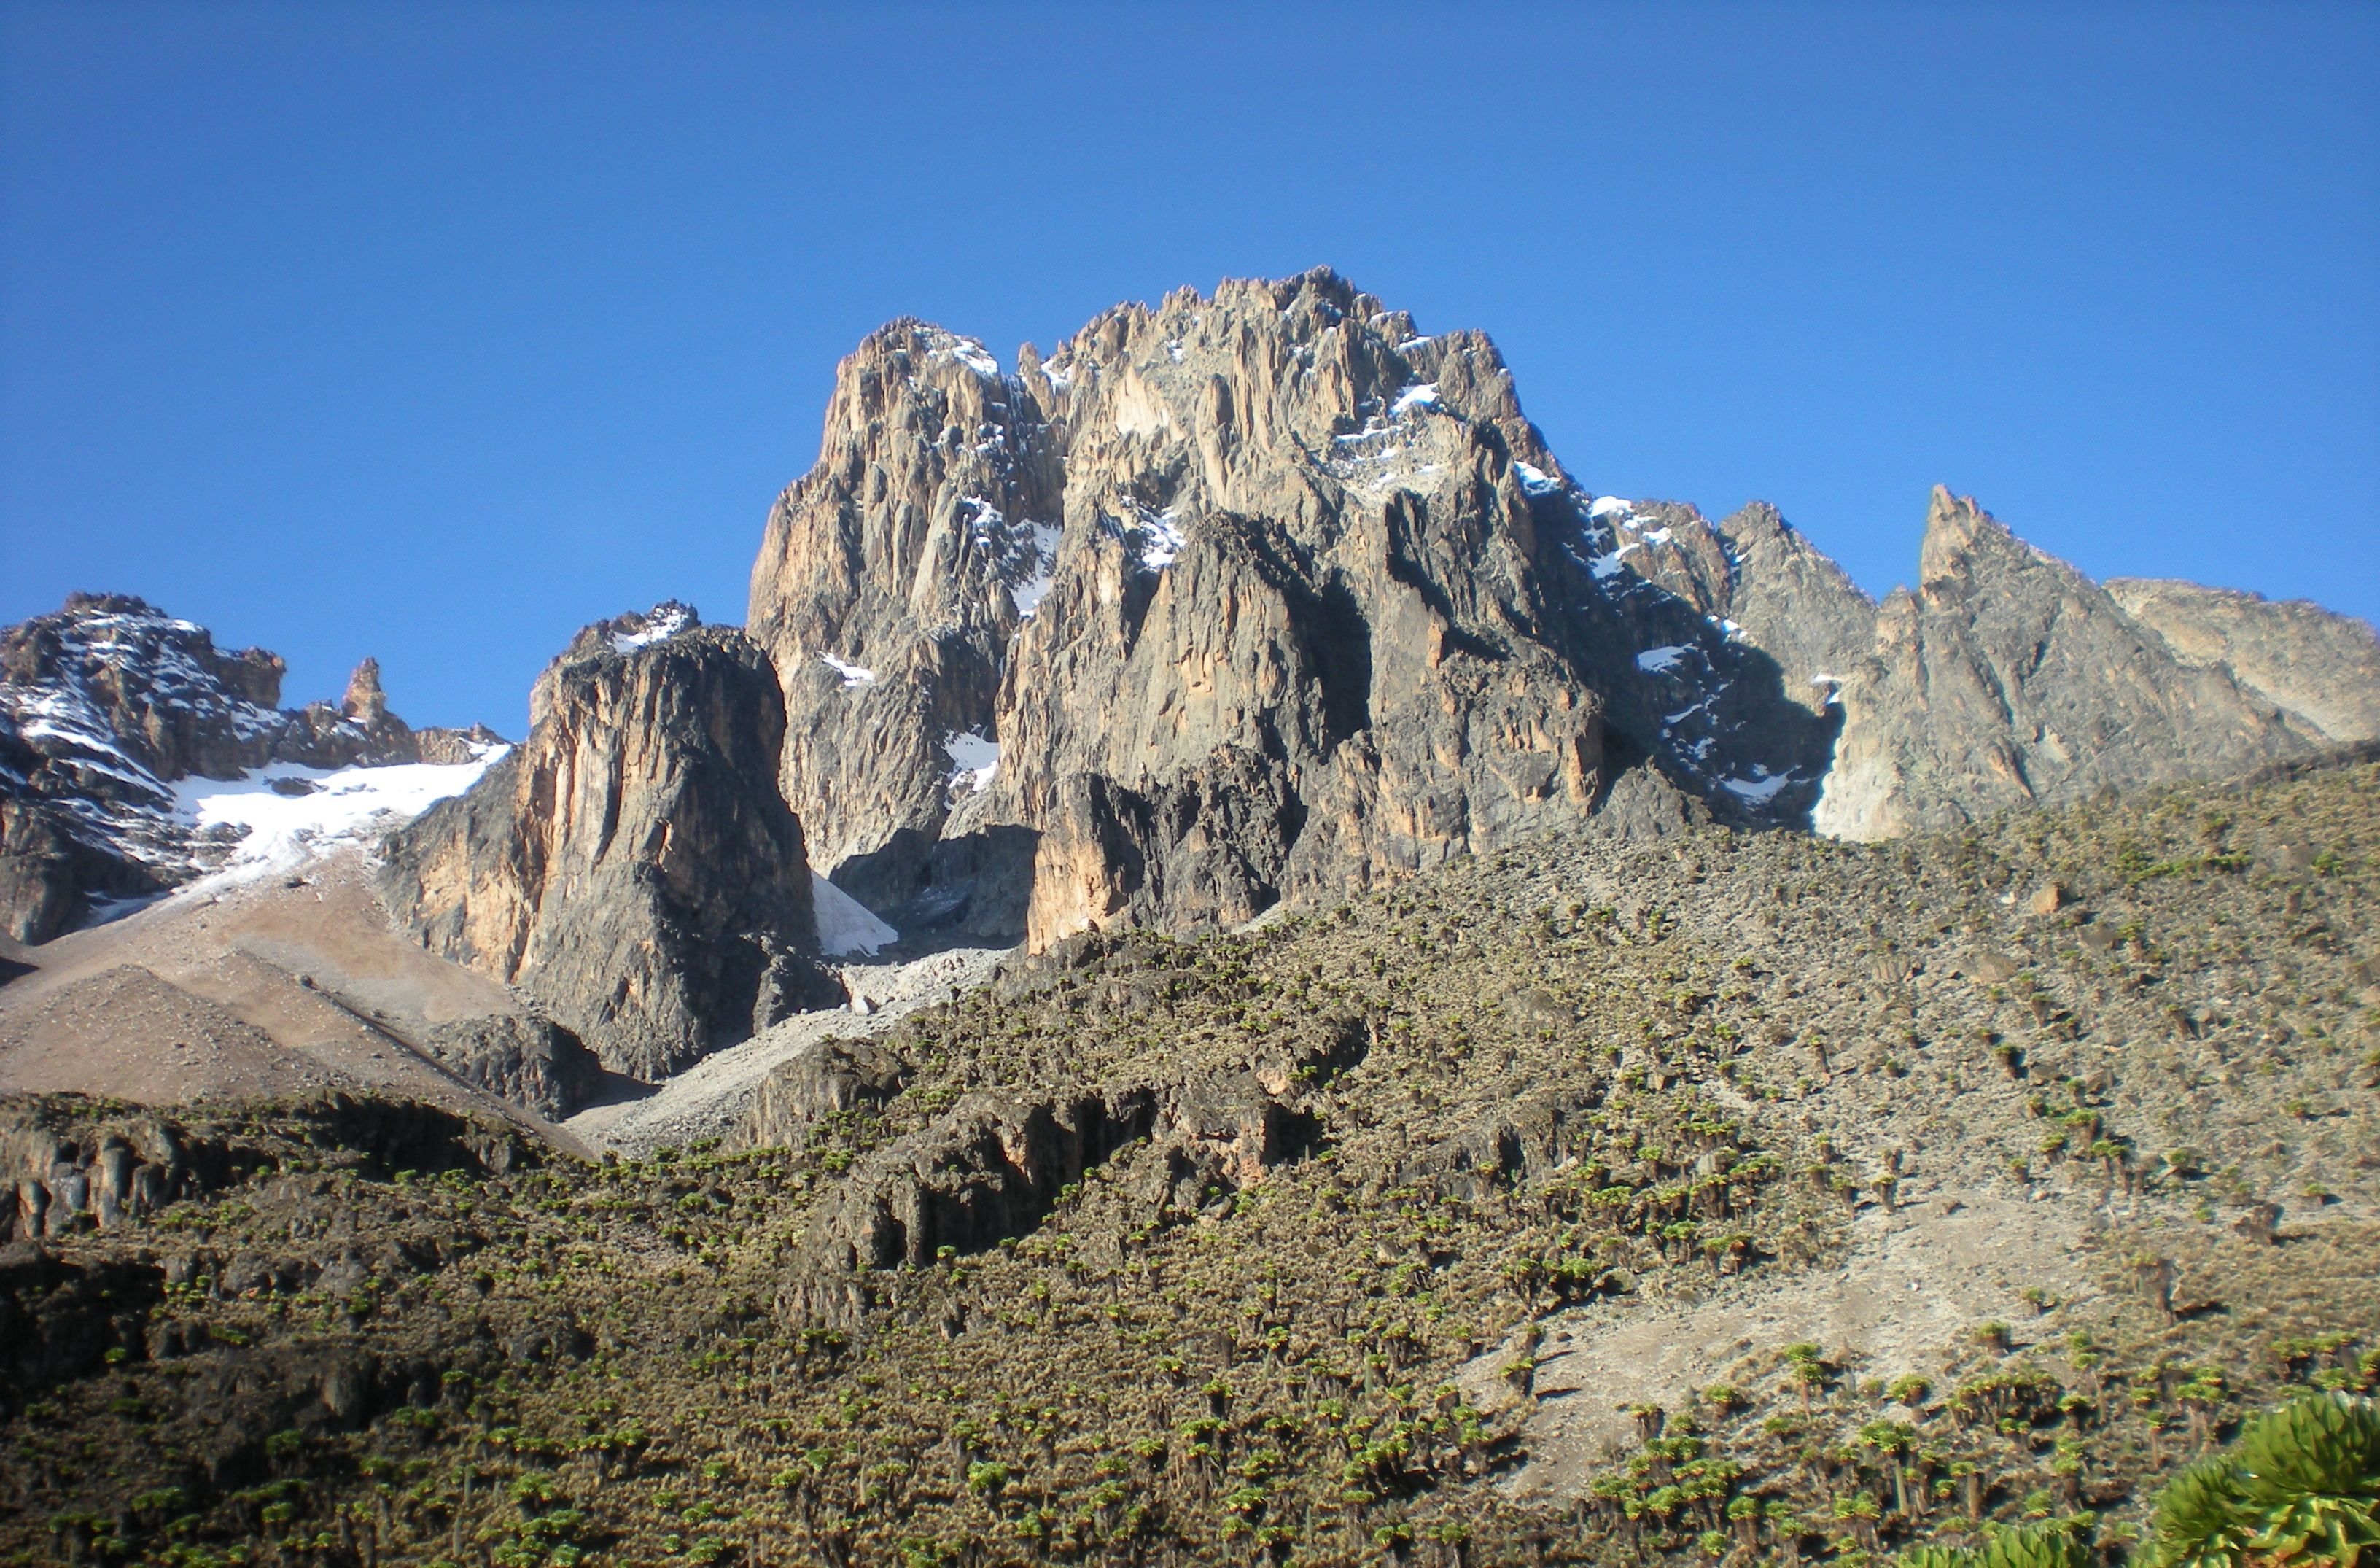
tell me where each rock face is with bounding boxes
[750,271,1838,951]
[1811,489,2334,839]
[2106,578,2380,745]
[735,1039,911,1150]
[419,1015,602,1122]
[0,594,495,943]
[377,605,841,1080]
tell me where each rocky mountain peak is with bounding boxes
[745,275,2380,950]
[749,271,1855,952]
[2106,577,2380,745]
[1813,488,2341,839]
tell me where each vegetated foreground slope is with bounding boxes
[4,754,2376,1566]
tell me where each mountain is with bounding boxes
[748,269,2379,950]
[1810,489,2347,840]
[4,748,2372,1565]
[378,605,844,1080]
[0,593,502,944]
[5,270,2380,1567]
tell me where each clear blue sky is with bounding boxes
[4,2,2375,732]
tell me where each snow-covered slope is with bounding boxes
[810,870,900,957]
[1,593,504,942]
[176,752,508,894]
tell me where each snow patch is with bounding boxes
[812,872,900,958]
[1134,508,1186,572]
[610,603,693,654]
[943,731,999,795]
[175,751,507,890]
[820,653,876,688]
[1587,495,1633,520]
[1513,461,1565,497]
[920,326,999,378]
[1722,769,1795,804]
[1636,646,1690,674]
[1391,381,1438,416]
[1009,523,1063,618]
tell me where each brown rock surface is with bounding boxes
[751,276,2380,938]
[377,605,841,1080]
[749,271,1838,952]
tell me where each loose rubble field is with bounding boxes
[3,755,2374,1567]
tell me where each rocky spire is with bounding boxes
[341,657,389,726]
[1811,488,2325,839]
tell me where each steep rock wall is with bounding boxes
[376,606,839,1079]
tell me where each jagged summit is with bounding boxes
[747,271,2377,952]
[1810,488,2359,839]
[747,271,1846,951]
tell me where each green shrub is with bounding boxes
[1892,1524,2089,1568]
[2143,1391,2380,1567]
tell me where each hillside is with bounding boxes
[4,750,2373,1566]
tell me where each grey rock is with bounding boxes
[739,1039,911,1148]
[2107,578,2380,743]
[1813,489,2333,839]
[750,272,1845,954]
[421,1012,602,1120]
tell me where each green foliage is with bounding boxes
[1894,1524,2091,1568]
[2143,1392,2380,1567]
[1977,1525,2093,1568]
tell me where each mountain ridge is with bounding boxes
[9,271,2380,1095]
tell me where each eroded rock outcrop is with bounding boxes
[377,605,841,1079]
[0,1091,531,1244]
[775,1012,1364,1324]
[1812,489,2330,839]
[752,273,2380,941]
[419,1014,602,1122]
[735,1038,911,1149]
